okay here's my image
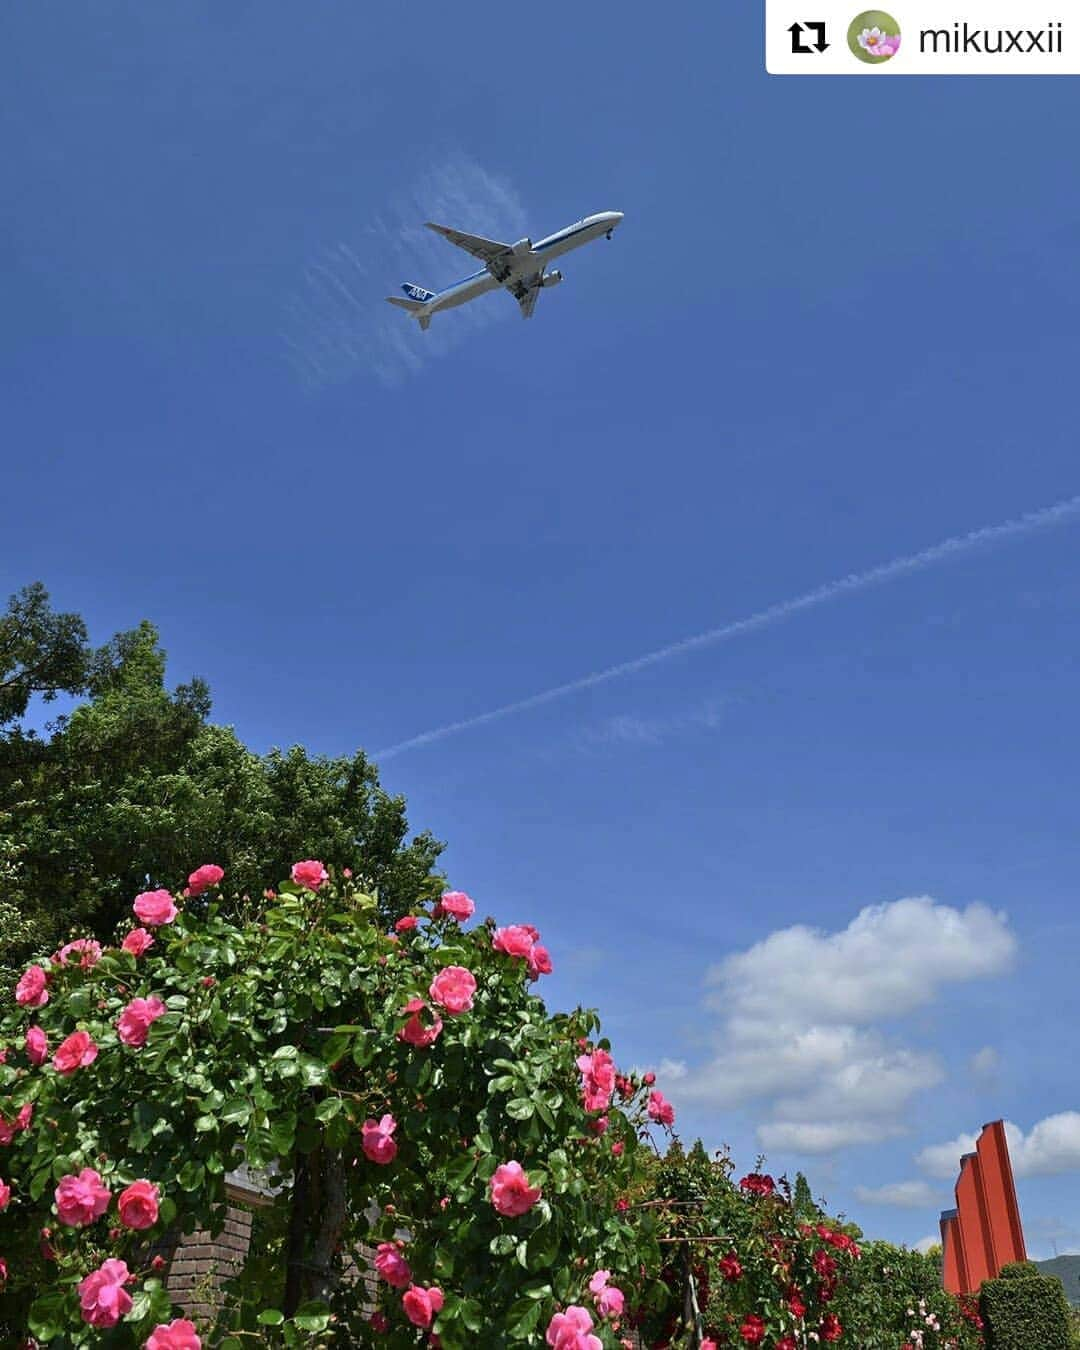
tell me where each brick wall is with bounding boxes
[152,1201,254,1325]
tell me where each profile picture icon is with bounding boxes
[848,10,901,62]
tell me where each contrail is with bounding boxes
[376,493,1080,760]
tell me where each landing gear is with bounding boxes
[606,230,613,240]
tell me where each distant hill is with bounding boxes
[1035,1256,1080,1306]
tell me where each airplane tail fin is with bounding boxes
[385,284,436,331]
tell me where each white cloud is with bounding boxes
[657,1058,689,1082]
[575,700,727,753]
[855,1180,943,1209]
[759,1120,906,1153]
[916,1131,979,1180]
[281,152,528,388]
[970,1046,1000,1078]
[676,897,1015,1154]
[704,897,1015,1026]
[919,1113,1080,1180]
[914,1235,940,1254]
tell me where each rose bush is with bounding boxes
[0,866,674,1346]
[637,1142,863,1348]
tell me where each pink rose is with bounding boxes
[545,1306,602,1350]
[435,890,475,922]
[588,1115,609,1136]
[118,1179,159,1230]
[429,965,477,1015]
[362,1114,398,1165]
[492,925,536,959]
[370,1311,389,1332]
[53,1030,98,1075]
[374,1240,412,1288]
[611,1141,624,1157]
[527,944,553,980]
[395,915,418,932]
[15,965,48,1008]
[0,1101,33,1145]
[0,1178,10,1210]
[647,1090,675,1127]
[290,859,328,891]
[186,864,224,897]
[78,1258,133,1328]
[54,939,103,971]
[576,1048,616,1113]
[133,889,178,928]
[26,1026,48,1066]
[0,1255,6,1283]
[55,1168,111,1227]
[402,1284,444,1328]
[397,1000,442,1048]
[122,928,155,957]
[588,1271,625,1320]
[146,1319,201,1350]
[489,1160,542,1217]
[117,997,167,1049]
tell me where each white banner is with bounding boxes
[766,2,1079,73]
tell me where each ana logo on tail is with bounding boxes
[402,283,436,302]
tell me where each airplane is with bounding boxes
[385,210,624,330]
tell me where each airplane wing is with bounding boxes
[509,272,543,320]
[425,222,512,269]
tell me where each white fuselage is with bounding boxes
[423,211,623,316]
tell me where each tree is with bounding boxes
[0,862,667,1346]
[0,583,91,727]
[0,586,445,981]
[792,1171,821,1222]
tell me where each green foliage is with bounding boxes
[0,585,445,982]
[0,582,90,726]
[832,1241,984,1349]
[980,1267,1073,1349]
[792,1170,821,1222]
[0,866,664,1345]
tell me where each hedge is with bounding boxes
[980,1262,1073,1350]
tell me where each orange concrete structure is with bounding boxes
[940,1120,1026,1294]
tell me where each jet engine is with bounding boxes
[541,269,564,288]
[511,237,533,256]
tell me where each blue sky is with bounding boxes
[5,1,1080,1255]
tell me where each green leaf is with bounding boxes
[257,1309,286,1326]
[221,1097,251,1125]
[292,1300,331,1333]
[321,1032,351,1064]
[505,1097,534,1120]
[299,1054,329,1087]
[314,1096,343,1122]
[28,1290,66,1342]
[526,1221,560,1270]
[508,1297,542,1338]
[176,1160,206,1191]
